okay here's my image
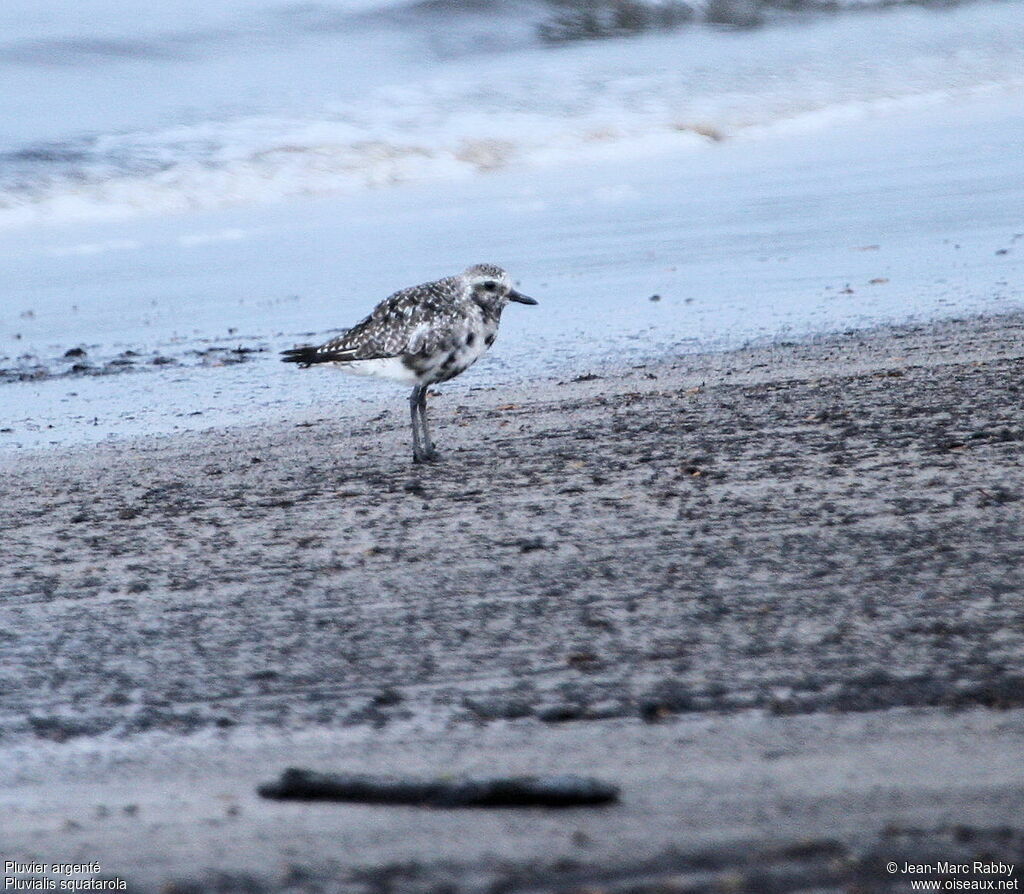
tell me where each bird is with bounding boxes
[281,264,538,463]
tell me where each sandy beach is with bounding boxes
[3,311,1023,891]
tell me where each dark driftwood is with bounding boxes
[258,768,619,807]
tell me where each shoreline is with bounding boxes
[3,88,1023,452]
[3,311,1024,889]
[4,305,1024,461]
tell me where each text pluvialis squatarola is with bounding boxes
[281,264,537,463]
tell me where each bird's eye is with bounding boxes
[483,281,498,292]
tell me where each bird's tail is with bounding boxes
[280,345,352,367]
[280,346,320,367]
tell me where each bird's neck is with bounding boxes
[471,296,504,324]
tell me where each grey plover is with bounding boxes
[281,264,537,463]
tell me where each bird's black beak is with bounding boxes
[509,290,538,305]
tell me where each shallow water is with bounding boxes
[1,1,1022,226]
[1,91,1021,449]
[0,1,1022,448]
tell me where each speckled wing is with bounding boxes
[314,277,463,362]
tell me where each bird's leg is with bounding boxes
[409,385,427,463]
[417,386,439,462]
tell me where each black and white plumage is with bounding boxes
[281,264,538,463]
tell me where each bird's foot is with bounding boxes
[412,446,440,464]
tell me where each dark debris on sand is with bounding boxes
[258,768,619,807]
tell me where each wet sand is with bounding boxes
[2,312,1024,891]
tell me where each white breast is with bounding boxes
[334,357,419,384]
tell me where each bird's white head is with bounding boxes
[461,264,538,309]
